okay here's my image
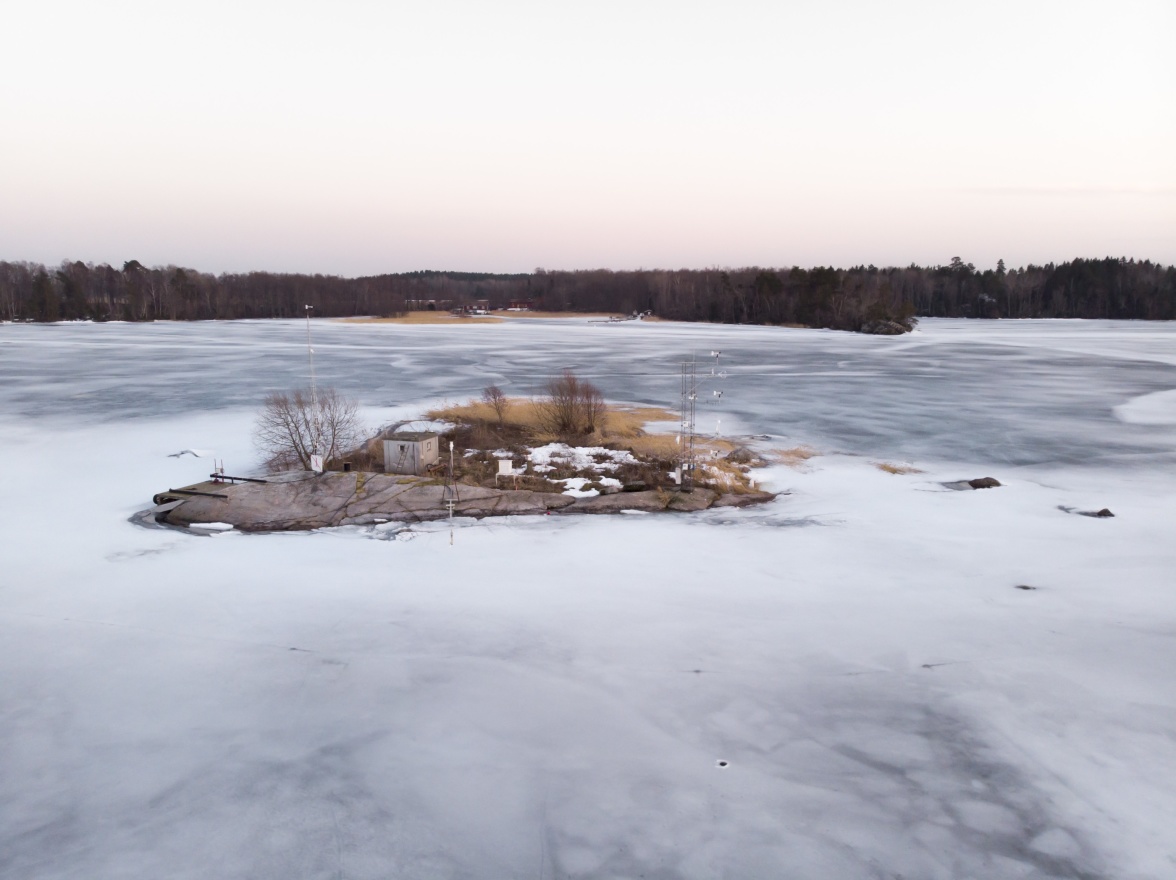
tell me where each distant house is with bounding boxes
[508,299,534,311]
[384,432,440,475]
[406,298,452,311]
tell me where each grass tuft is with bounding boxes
[772,446,820,468]
[700,458,760,493]
[874,461,924,475]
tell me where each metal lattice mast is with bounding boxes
[679,360,687,490]
[305,305,320,457]
[305,305,318,409]
[679,351,724,492]
[680,357,698,491]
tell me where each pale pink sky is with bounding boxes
[1,1,1173,274]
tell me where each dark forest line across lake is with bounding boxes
[3,256,1174,333]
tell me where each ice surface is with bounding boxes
[1,318,1175,879]
[1114,388,1176,425]
[166,448,213,458]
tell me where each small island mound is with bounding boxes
[151,376,775,532]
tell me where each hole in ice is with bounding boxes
[716,759,729,768]
[1015,584,1037,591]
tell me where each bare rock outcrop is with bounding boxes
[1057,505,1115,519]
[563,487,722,514]
[968,477,1002,489]
[713,490,778,508]
[164,473,574,531]
[942,477,1002,491]
[565,490,669,514]
[158,474,775,532]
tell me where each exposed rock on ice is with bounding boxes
[158,474,774,531]
[163,474,576,530]
[942,477,1003,490]
[1058,505,1116,518]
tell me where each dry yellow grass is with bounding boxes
[772,445,820,468]
[427,397,547,433]
[626,433,734,462]
[341,312,503,325]
[428,396,761,492]
[603,405,678,439]
[426,398,680,446]
[626,434,681,459]
[702,437,737,454]
[700,458,759,493]
[874,461,924,475]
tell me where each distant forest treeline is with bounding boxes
[2,257,1173,331]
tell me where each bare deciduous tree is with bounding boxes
[580,383,606,434]
[537,369,607,437]
[481,384,509,426]
[253,387,365,472]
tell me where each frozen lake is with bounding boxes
[2,317,1175,879]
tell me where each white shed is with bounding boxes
[383,432,441,475]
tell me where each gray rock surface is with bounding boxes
[161,475,774,531]
[968,477,1002,489]
[713,490,778,508]
[565,490,670,514]
[942,477,1002,491]
[1057,505,1115,518]
[665,488,718,511]
[164,473,575,531]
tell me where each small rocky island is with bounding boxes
[151,378,776,533]
[155,470,771,532]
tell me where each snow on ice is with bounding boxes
[1,317,1175,879]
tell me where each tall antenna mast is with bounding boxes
[305,305,318,411]
[680,356,697,491]
[679,350,724,492]
[305,305,321,461]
